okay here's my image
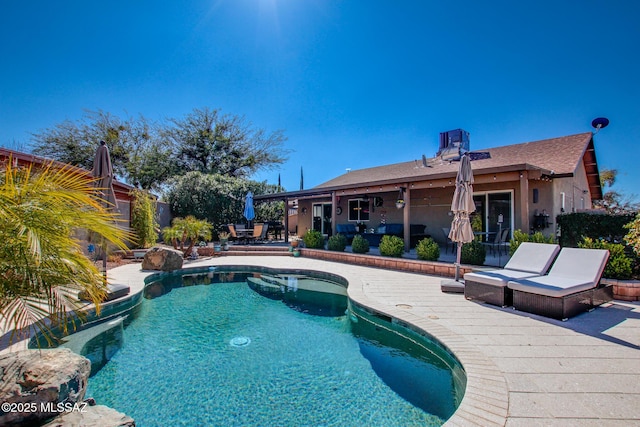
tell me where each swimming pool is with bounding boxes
[81,267,464,425]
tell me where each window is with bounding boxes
[348,199,370,222]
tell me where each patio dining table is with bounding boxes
[474,231,496,242]
[235,229,254,243]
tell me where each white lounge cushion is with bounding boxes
[507,247,609,297]
[507,275,595,297]
[463,242,560,287]
[543,247,609,282]
[503,242,560,274]
[464,269,539,288]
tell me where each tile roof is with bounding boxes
[314,132,594,189]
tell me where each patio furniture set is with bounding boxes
[227,223,270,245]
[335,223,430,248]
[463,242,613,320]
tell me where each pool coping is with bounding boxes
[103,259,508,426]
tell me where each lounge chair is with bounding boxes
[79,283,130,302]
[507,247,611,320]
[464,242,560,307]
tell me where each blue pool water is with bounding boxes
[84,268,464,426]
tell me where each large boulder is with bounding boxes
[42,403,136,427]
[141,246,184,271]
[0,348,90,426]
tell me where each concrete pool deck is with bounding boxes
[105,256,639,425]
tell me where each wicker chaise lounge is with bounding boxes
[464,242,560,307]
[507,247,611,320]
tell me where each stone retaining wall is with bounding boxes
[601,278,640,301]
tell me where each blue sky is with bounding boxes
[1,1,638,199]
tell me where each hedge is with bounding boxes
[556,212,635,247]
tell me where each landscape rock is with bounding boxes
[141,246,184,271]
[42,403,136,427]
[0,348,90,426]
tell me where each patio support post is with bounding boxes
[403,184,411,252]
[519,171,529,233]
[283,197,289,243]
[331,191,337,237]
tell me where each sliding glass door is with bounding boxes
[472,191,513,242]
[312,203,333,236]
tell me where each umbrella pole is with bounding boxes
[455,243,462,281]
[102,236,107,284]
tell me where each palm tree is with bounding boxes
[181,216,213,256]
[162,224,183,249]
[0,159,131,344]
[162,216,212,255]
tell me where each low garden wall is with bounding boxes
[299,248,473,278]
[300,248,638,300]
[601,278,640,301]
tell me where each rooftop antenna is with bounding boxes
[345,168,351,173]
[591,117,609,134]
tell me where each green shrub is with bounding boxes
[624,213,640,256]
[303,230,325,249]
[351,234,370,254]
[461,240,486,265]
[509,229,556,256]
[556,212,635,247]
[379,235,404,257]
[416,237,440,261]
[579,237,633,280]
[327,234,347,252]
[130,189,159,248]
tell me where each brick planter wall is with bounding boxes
[601,278,640,301]
[299,248,473,278]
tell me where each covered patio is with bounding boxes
[255,132,603,253]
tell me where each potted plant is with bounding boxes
[219,231,230,251]
[292,247,301,257]
[290,236,301,250]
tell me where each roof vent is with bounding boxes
[437,129,469,161]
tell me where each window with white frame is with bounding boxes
[348,199,370,222]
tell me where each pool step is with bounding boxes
[250,274,348,296]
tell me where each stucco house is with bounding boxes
[256,131,603,250]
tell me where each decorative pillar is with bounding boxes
[519,171,529,233]
[331,191,337,237]
[283,197,289,243]
[403,184,411,252]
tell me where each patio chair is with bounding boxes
[481,228,509,256]
[464,242,560,307]
[507,247,611,320]
[260,223,269,241]
[249,223,264,244]
[497,228,510,255]
[228,224,245,244]
[442,227,453,254]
